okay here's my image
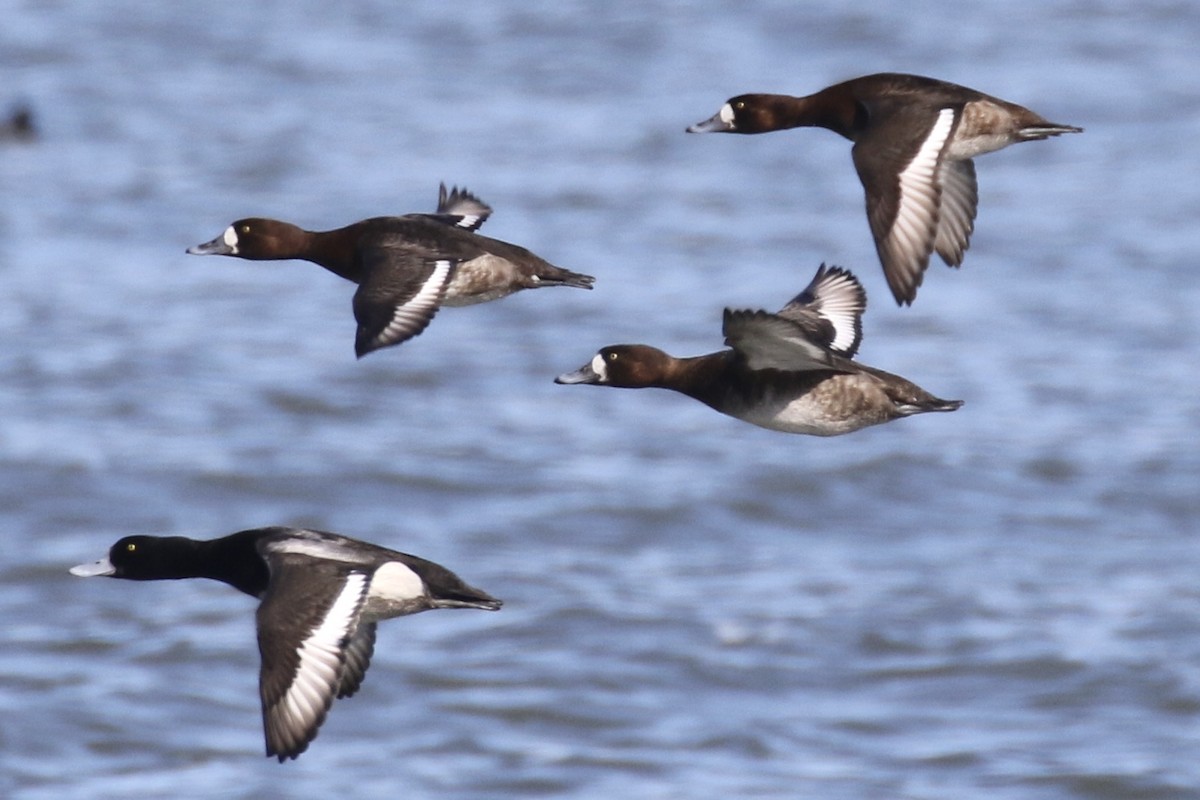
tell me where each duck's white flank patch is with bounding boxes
[719,102,736,125]
[591,353,609,382]
[222,225,239,254]
[369,562,425,603]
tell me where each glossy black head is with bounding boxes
[70,532,269,596]
[70,535,186,580]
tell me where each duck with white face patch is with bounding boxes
[556,263,962,436]
[187,183,595,358]
[687,73,1081,305]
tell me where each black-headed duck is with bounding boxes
[556,263,961,436]
[71,526,501,761]
[188,184,595,357]
[687,73,1081,305]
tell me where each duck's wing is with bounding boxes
[412,183,493,232]
[852,105,961,305]
[352,243,458,358]
[723,309,844,373]
[776,264,867,358]
[932,158,977,268]
[256,555,370,761]
[336,622,377,699]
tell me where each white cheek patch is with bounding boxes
[719,103,736,125]
[591,353,609,382]
[223,225,240,254]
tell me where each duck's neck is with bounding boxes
[302,224,367,283]
[667,352,738,403]
[773,89,864,141]
[192,532,269,598]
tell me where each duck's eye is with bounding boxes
[240,224,251,235]
[734,100,746,110]
[606,351,619,362]
[125,542,137,553]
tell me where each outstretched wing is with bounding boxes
[776,264,867,358]
[932,158,977,267]
[257,556,370,761]
[351,245,457,358]
[723,309,841,373]
[853,105,959,305]
[336,622,377,699]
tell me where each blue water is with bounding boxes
[2,2,1199,798]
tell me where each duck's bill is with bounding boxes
[554,362,601,385]
[686,111,734,133]
[186,233,233,256]
[70,557,115,577]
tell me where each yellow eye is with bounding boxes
[240,224,251,234]
[126,542,137,553]
[734,100,745,110]
[606,351,619,362]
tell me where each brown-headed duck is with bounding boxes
[70,525,501,761]
[556,263,961,436]
[687,73,1082,305]
[188,183,595,357]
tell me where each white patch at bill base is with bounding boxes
[591,353,609,381]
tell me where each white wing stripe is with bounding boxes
[891,107,954,256]
[274,573,368,741]
[372,259,453,348]
[307,573,366,646]
[812,271,864,354]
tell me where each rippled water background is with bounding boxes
[2,2,1199,798]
